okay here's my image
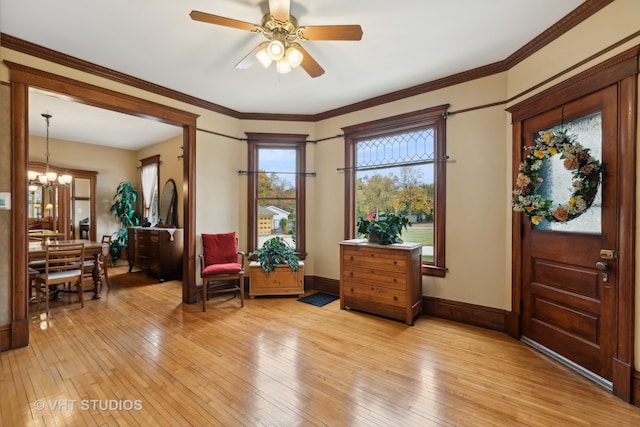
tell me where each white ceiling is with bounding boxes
[1,0,585,148]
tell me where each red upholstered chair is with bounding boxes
[200,232,245,311]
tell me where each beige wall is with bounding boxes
[29,135,139,240]
[314,72,510,309]
[1,0,639,365]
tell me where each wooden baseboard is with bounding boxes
[423,296,508,332]
[0,324,11,352]
[632,370,640,407]
[307,276,340,295]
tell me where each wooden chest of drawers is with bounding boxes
[339,239,422,325]
[128,227,183,281]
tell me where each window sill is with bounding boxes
[422,264,447,277]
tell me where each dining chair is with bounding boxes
[100,235,112,288]
[34,242,85,315]
[200,232,245,311]
[76,234,111,289]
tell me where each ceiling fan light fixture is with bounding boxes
[285,45,303,68]
[276,59,292,74]
[267,39,285,61]
[256,47,273,68]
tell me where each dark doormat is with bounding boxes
[298,292,339,307]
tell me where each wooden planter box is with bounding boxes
[249,261,304,297]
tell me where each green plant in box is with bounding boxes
[249,237,299,273]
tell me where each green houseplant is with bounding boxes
[357,212,411,245]
[249,236,299,273]
[109,181,141,263]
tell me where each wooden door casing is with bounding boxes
[509,47,638,401]
[521,86,618,381]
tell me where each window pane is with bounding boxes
[257,148,297,249]
[356,129,434,169]
[534,112,602,233]
[355,127,435,262]
[356,164,434,261]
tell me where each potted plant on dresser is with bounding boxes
[356,212,411,245]
[248,237,304,297]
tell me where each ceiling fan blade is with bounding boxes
[235,43,268,69]
[298,25,363,41]
[295,45,325,78]
[268,0,290,22]
[190,10,259,32]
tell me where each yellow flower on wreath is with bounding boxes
[531,215,543,225]
[543,133,552,142]
[534,150,546,159]
[568,197,576,208]
[548,147,557,156]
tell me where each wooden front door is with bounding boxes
[521,86,618,382]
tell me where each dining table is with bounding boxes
[29,239,109,299]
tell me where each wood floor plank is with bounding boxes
[2,266,640,426]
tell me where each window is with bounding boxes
[343,105,448,277]
[140,155,160,224]
[247,133,307,258]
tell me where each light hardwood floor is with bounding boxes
[3,267,640,426]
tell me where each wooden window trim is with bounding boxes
[342,104,449,277]
[246,132,307,259]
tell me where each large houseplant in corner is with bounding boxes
[110,181,141,263]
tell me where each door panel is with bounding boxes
[521,85,617,381]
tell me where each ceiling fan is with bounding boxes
[190,0,363,78]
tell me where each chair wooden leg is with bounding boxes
[45,283,50,315]
[36,282,41,312]
[78,279,84,308]
[103,263,110,288]
[239,274,244,308]
[202,281,207,312]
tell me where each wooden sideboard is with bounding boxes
[339,239,423,325]
[128,227,183,281]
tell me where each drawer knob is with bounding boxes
[393,296,398,301]
[393,278,397,282]
[393,260,397,265]
[349,272,353,277]
[350,256,354,261]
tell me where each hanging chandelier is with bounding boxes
[27,113,72,191]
